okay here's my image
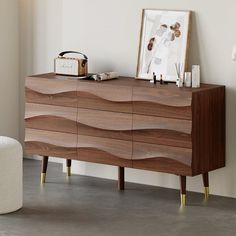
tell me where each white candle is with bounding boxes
[192,65,200,88]
[184,72,192,87]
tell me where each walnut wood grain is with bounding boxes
[25,128,77,159]
[202,173,209,188]
[24,73,225,179]
[133,114,192,134]
[133,142,192,166]
[133,114,192,148]
[133,87,192,107]
[191,86,225,175]
[77,81,132,102]
[26,76,77,95]
[77,135,132,160]
[77,81,132,113]
[25,103,77,133]
[77,108,132,131]
[77,96,132,113]
[25,76,77,107]
[180,176,187,194]
[132,157,192,176]
[66,159,72,168]
[77,148,132,167]
[25,88,77,107]
[25,142,77,159]
[25,128,77,148]
[77,108,132,140]
[133,87,192,119]
[133,101,192,120]
[78,123,132,141]
[118,167,125,190]
[26,116,77,134]
[41,156,49,174]
[25,103,77,121]
[133,130,191,149]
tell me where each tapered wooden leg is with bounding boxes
[118,167,125,190]
[41,156,49,184]
[180,176,186,207]
[66,159,72,177]
[202,172,209,199]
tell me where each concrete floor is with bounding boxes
[0,159,236,236]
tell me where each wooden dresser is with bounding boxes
[25,73,225,206]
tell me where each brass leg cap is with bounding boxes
[67,167,71,177]
[204,187,209,200]
[180,194,186,207]
[41,173,46,184]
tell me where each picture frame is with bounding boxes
[136,9,191,82]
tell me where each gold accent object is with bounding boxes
[204,187,209,199]
[41,173,46,184]
[180,194,186,207]
[67,167,71,177]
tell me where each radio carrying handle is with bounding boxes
[59,51,88,60]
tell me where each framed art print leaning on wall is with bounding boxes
[136,9,191,82]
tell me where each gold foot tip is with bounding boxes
[180,194,186,207]
[204,187,210,199]
[67,167,71,177]
[40,173,46,184]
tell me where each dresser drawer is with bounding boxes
[25,76,77,107]
[133,114,192,148]
[25,128,77,159]
[77,108,132,140]
[132,142,192,175]
[77,81,132,113]
[77,135,132,167]
[133,87,192,120]
[25,103,77,134]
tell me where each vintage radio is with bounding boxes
[54,51,88,76]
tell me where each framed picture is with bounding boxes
[136,9,191,81]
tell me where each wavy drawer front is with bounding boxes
[77,108,132,140]
[25,103,77,133]
[77,81,132,113]
[25,77,77,107]
[25,128,77,158]
[24,74,226,178]
[133,114,192,148]
[133,87,192,119]
[133,142,192,175]
[77,135,132,167]
[77,135,132,159]
[26,77,77,95]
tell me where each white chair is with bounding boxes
[0,136,23,214]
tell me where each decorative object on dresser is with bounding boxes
[192,65,200,88]
[184,72,192,87]
[136,9,191,82]
[24,73,225,207]
[54,51,88,76]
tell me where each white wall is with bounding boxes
[19,0,63,137]
[20,0,236,197]
[19,0,64,164]
[0,0,19,139]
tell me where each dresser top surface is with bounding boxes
[28,73,224,92]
